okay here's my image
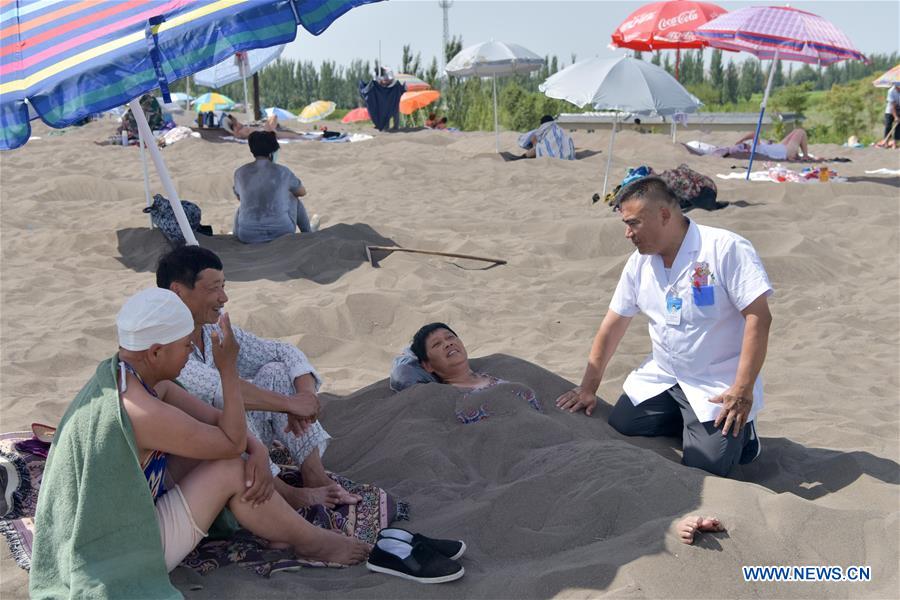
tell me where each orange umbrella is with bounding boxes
[399,90,441,115]
[342,107,370,123]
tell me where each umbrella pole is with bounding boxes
[240,57,251,121]
[129,98,198,246]
[676,47,680,81]
[746,49,779,180]
[602,113,618,198]
[138,130,153,228]
[493,75,499,153]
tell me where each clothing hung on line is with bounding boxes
[359,80,405,131]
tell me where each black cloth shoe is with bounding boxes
[739,421,761,465]
[366,538,464,583]
[377,527,466,560]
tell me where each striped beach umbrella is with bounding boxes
[192,93,235,113]
[395,73,431,91]
[341,107,370,123]
[298,100,336,123]
[399,90,440,115]
[0,0,384,151]
[873,64,900,88]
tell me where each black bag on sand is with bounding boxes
[143,194,212,246]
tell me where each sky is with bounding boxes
[282,0,899,72]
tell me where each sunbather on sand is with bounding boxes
[223,113,279,139]
[391,323,541,423]
[730,128,813,160]
[30,288,369,598]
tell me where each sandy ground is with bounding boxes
[1,116,898,599]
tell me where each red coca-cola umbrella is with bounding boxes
[611,0,727,80]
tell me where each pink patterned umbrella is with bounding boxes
[697,5,866,65]
[697,6,866,178]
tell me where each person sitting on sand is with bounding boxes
[232,131,318,244]
[518,115,576,160]
[727,128,812,160]
[223,113,279,140]
[29,288,370,598]
[391,322,541,423]
[556,176,773,478]
[158,246,358,509]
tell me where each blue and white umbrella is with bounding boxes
[265,107,297,120]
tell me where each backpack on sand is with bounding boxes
[143,194,210,246]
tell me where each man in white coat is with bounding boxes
[556,176,773,476]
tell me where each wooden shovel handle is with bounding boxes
[366,245,507,265]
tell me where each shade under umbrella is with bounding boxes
[540,56,701,195]
[400,90,441,115]
[342,107,371,123]
[299,101,337,123]
[395,73,431,92]
[874,64,900,88]
[265,107,297,120]
[446,41,544,152]
[192,93,236,113]
[610,1,727,80]
[698,6,866,178]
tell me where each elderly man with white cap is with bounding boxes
[30,288,370,599]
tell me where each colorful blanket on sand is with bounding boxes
[1,432,408,578]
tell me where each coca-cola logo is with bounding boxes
[658,9,698,30]
[620,11,655,32]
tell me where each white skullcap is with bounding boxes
[116,288,194,351]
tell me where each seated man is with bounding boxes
[518,115,576,160]
[390,322,541,423]
[232,131,318,244]
[556,176,773,477]
[727,128,812,160]
[30,289,369,598]
[157,246,357,509]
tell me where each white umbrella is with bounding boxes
[194,45,285,119]
[445,41,544,152]
[265,107,297,120]
[540,56,701,195]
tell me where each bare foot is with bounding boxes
[296,528,371,565]
[677,515,725,545]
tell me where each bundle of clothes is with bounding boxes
[596,164,726,211]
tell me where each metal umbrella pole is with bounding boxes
[240,54,252,121]
[602,112,619,197]
[137,128,153,228]
[746,49,780,180]
[129,98,198,245]
[492,75,499,153]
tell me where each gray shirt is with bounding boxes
[233,158,303,243]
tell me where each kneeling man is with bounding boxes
[556,176,773,476]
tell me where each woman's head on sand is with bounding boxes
[411,323,469,381]
[117,288,195,382]
[156,246,227,326]
[615,176,684,257]
[248,130,280,159]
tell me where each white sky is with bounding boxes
[282,0,900,73]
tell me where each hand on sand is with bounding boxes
[677,516,725,545]
[555,386,598,416]
[709,385,752,437]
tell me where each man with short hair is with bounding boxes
[157,246,359,508]
[556,176,773,477]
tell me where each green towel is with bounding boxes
[30,355,180,599]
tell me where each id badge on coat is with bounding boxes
[666,295,682,326]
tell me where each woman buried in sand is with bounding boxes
[391,322,541,423]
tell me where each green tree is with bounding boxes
[773,59,784,88]
[651,51,661,66]
[709,49,723,90]
[738,59,757,101]
[723,60,739,104]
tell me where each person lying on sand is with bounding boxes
[30,289,370,598]
[157,246,358,509]
[232,131,319,244]
[391,322,541,423]
[676,516,726,545]
[557,176,773,477]
[727,128,813,160]
[223,113,278,139]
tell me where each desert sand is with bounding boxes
[1,116,898,599]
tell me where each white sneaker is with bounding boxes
[309,213,320,233]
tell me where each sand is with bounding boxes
[1,116,898,599]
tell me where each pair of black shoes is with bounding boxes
[366,528,466,583]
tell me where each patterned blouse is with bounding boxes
[177,324,321,408]
[456,373,542,424]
